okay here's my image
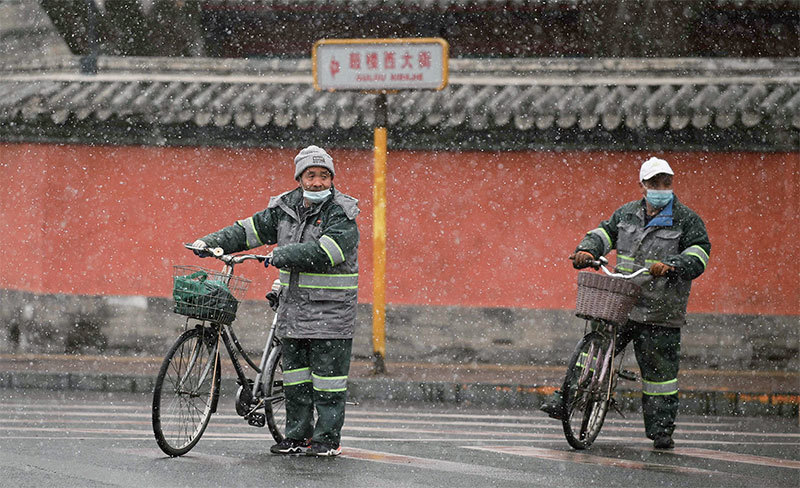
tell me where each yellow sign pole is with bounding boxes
[311,38,448,375]
[372,93,388,374]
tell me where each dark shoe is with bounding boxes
[270,438,309,455]
[653,435,675,450]
[306,441,342,457]
[539,391,566,420]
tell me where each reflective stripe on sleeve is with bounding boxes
[682,245,710,269]
[319,234,346,266]
[588,228,613,255]
[642,378,678,396]
[312,373,348,392]
[279,269,291,287]
[237,217,264,249]
[284,367,312,386]
[279,270,358,290]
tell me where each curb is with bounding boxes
[3,370,797,418]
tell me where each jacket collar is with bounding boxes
[644,196,674,228]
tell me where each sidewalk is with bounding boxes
[1,353,797,418]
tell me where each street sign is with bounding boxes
[311,38,448,373]
[313,38,448,91]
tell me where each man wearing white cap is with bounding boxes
[541,156,710,450]
[192,145,359,457]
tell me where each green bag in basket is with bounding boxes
[173,270,239,324]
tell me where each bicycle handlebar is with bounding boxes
[184,243,272,266]
[571,254,649,279]
[598,262,648,279]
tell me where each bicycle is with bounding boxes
[152,244,285,457]
[558,256,648,450]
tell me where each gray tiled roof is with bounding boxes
[1,56,798,150]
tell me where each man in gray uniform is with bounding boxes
[193,145,359,457]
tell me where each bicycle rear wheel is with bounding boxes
[561,330,613,449]
[152,326,221,457]
[264,343,286,443]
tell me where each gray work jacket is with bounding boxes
[577,196,711,328]
[202,186,360,339]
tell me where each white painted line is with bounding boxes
[666,447,800,470]
[465,446,748,479]
[342,446,553,484]
[1,430,797,447]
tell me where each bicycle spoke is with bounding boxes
[152,327,218,456]
[562,331,614,450]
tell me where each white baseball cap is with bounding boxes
[639,157,674,182]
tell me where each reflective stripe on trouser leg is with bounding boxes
[282,338,314,441]
[311,338,352,446]
[643,378,678,396]
[284,367,312,386]
[631,322,680,439]
[312,373,348,392]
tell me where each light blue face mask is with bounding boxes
[646,189,673,208]
[303,188,331,203]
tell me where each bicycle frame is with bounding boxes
[585,320,626,404]
[152,244,286,456]
[178,245,279,417]
[560,256,646,449]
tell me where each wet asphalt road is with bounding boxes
[1,388,798,488]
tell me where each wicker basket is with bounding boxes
[575,271,641,325]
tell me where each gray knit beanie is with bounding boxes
[294,145,334,180]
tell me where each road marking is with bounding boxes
[1,415,798,447]
[342,446,555,485]
[466,446,747,479]
[0,402,739,427]
[113,447,240,464]
[666,447,800,470]
[348,409,740,427]
[4,410,784,438]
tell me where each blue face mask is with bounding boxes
[303,188,331,203]
[645,189,673,208]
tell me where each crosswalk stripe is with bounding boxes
[342,447,555,484]
[665,447,800,470]
[1,410,787,437]
[465,446,750,479]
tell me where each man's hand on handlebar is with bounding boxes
[649,261,674,277]
[188,240,224,258]
[191,239,212,258]
[570,251,598,269]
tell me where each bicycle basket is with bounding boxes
[575,271,642,325]
[172,265,250,324]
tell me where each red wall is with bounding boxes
[1,143,797,316]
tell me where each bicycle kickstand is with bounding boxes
[609,397,626,418]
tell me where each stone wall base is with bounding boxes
[1,289,797,371]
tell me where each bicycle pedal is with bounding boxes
[247,412,266,427]
[619,369,638,381]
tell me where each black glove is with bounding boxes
[266,290,279,311]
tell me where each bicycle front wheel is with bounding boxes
[561,331,613,450]
[152,326,221,457]
[264,343,286,443]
